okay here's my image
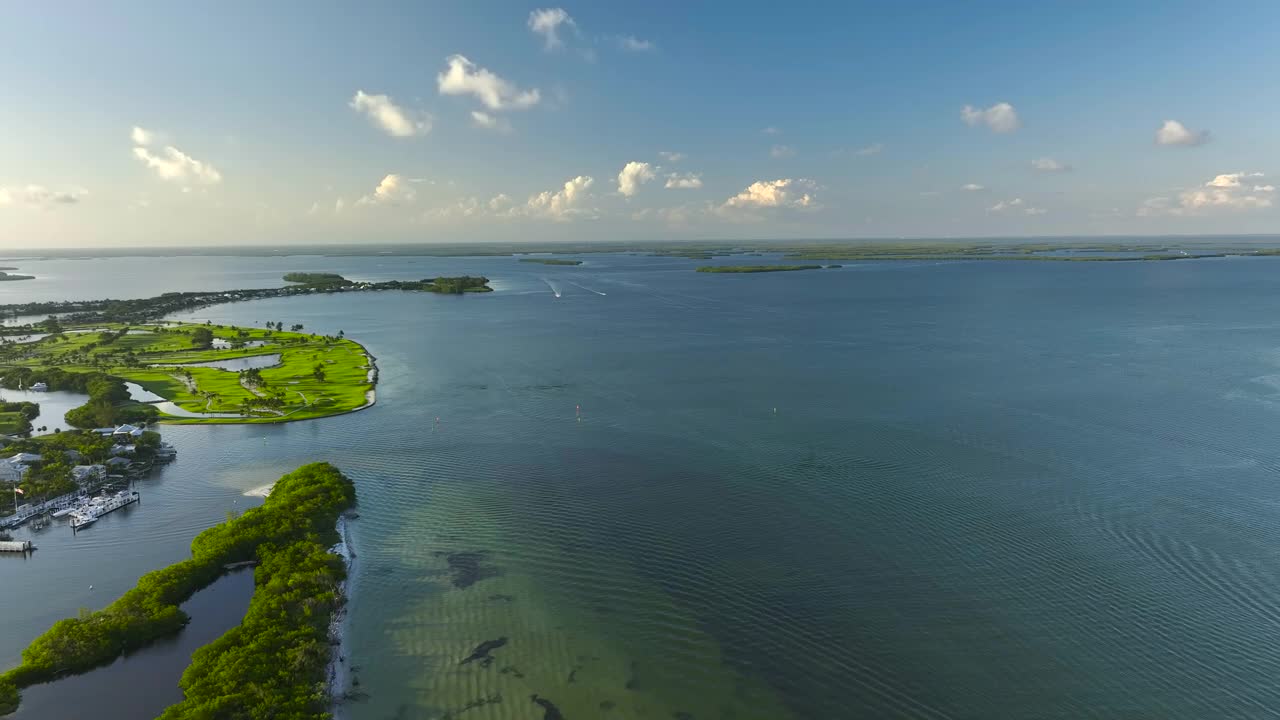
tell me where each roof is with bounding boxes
[8,453,42,464]
[105,457,131,466]
[113,424,140,434]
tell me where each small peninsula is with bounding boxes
[0,462,356,718]
[282,271,350,285]
[696,265,826,273]
[518,258,583,266]
[0,272,34,282]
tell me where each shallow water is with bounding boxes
[159,353,281,372]
[5,253,1280,718]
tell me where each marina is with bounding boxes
[69,490,140,531]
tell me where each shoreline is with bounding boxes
[327,512,356,714]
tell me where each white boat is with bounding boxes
[30,382,48,392]
[51,506,78,519]
[70,511,97,529]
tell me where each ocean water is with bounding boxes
[4,253,1280,718]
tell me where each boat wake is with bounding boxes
[541,278,562,298]
[567,281,606,296]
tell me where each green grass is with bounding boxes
[0,412,27,434]
[696,265,826,273]
[1,323,374,425]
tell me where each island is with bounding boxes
[0,462,356,718]
[518,258,583,266]
[282,271,351,285]
[0,322,375,425]
[0,272,34,282]
[696,265,826,273]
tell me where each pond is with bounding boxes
[8,567,255,719]
[123,382,247,419]
[211,339,269,350]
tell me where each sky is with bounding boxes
[1,1,1278,248]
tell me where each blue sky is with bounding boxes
[1,1,1277,247]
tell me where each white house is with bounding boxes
[112,424,145,439]
[71,465,106,482]
[110,444,136,456]
[0,453,41,483]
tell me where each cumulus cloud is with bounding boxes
[437,55,541,111]
[527,175,595,220]
[962,183,985,191]
[762,126,781,135]
[1155,120,1209,147]
[665,173,703,189]
[1143,172,1274,216]
[770,144,796,159]
[988,194,1039,211]
[855,143,884,156]
[961,102,1020,133]
[349,90,432,137]
[528,8,576,50]
[617,35,655,51]
[0,184,88,208]
[658,151,685,162]
[721,178,817,212]
[131,129,222,185]
[617,161,656,197]
[357,174,416,206]
[470,111,512,132]
[1031,157,1071,172]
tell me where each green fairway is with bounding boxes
[0,323,374,425]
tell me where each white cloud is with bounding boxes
[722,178,817,211]
[962,183,985,191]
[335,198,346,213]
[132,137,222,185]
[1024,207,1047,216]
[665,172,703,189]
[527,175,595,220]
[762,126,781,135]
[470,111,512,132]
[658,151,685,162]
[989,198,1024,212]
[357,174,416,206]
[1206,172,1262,188]
[617,161,656,197]
[961,102,1020,133]
[437,55,541,111]
[131,126,155,146]
[349,90,431,137]
[0,184,88,208]
[528,8,576,50]
[770,144,796,159]
[1155,120,1209,147]
[1031,157,1071,172]
[617,35,655,51]
[855,143,884,156]
[1140,172,1273,216]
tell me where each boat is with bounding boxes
[70,510,97,529]
[30,382,48,392]
[51,506,78,518]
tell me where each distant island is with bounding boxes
[0,272,33,282]
[282,271,349,285]
[519,258,583,266]
[697,265,826,273]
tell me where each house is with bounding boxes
[110,444,136,456]
[0,453,41,483]
[8,453,41,466]
[105,457,131,469]
[71,465,106,482]
[112,424,145,439]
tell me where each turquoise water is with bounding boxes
[5,253,1280,718]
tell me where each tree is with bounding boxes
[190,327,214,349]
[312,364,326,382]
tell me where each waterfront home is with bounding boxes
[110,444,136,456]
[0,453,41,482]
[105,457,131,469]
[71,464,106,482]
[29,382,48,392]
[112,424,145,439]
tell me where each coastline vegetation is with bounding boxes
[283,272,351,286]
[0,400,38,435]
[0,272,34,282]
[0,462,355,718]
[518,258,583,266]
[696,265,826,273]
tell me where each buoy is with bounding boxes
[89,585,93,590]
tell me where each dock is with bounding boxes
[0,539,34,553]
